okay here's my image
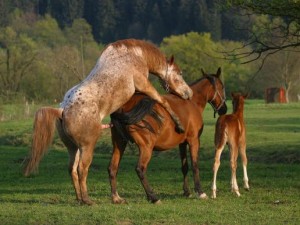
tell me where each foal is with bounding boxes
[211,92,249,199]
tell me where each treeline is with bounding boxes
[0,0,248,44]
[0,1,299,103]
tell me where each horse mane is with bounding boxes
[189,74,216,87]
[110,39,166,71]
[110,96,163,143]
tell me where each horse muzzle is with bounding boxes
[217,104,227,115]
[182,89,193,100]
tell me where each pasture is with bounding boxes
[0,100,299,224]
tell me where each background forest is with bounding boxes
[0,0,299,103]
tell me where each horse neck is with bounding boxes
[233,102,245,120]
[190,79,212,113]
[144,51,167,76]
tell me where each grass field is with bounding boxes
[0,100,299,224]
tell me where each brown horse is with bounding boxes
[23,39,193,205]
[109,68,227,204]
[211,92,249,199]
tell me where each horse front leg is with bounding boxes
[189,139,207,199]
[108,127,127,204]
[134,77,184,133]
[179,143,191,197]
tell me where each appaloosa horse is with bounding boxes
[109,68,227,204]
[23,39,193,205]
[211,92,249,198]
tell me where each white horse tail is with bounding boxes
[23,107,63,176]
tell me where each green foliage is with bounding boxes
[160,32,255,94]
[0,12,101,103]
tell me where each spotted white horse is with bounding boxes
[23,39,193,205]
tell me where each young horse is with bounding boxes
[109,68,227,204]
[211,92,249,199]
[23,39,193,205]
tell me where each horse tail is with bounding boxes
[214,117,227,149]
[23,107,63,176]
[110,97,163,142]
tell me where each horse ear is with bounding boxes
[201,68,205,76]
[216,67,221,77]
[169,55,174,65]
[243,92,250,99]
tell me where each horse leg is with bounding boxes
[239,143,249,191]
[77,142,98,205]
[56,119,82,202]
[179,143,191,197]
[135,147,159,204]
[230,143,240,197]
[134,77,184,133]
[211,145,225,199]
[108,127,127,204]
[189,139,207,199]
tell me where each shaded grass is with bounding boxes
[0,146,299,225]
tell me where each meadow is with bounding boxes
[0,100,299,225]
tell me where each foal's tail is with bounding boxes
[23,107,63,176]
[214,118,227,149]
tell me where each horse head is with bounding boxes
[161,56,193,100]
[202,67,227,117]
[231,92,249,113]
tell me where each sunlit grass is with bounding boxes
[0,100,299,224]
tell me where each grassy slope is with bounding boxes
[0,100,299,224]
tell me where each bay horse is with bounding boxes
[23,39,193,205]
[109,68,227,204]
[211,92,249,199]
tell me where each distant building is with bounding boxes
[265,87,287,103]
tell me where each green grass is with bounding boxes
[0,100,300,224]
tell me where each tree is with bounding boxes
[223,0,300,63]
[160,32,255,94]
[0,25,38,100]
[256,50,300,102]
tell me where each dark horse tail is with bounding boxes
[23,107,63,176]
[110,97,163,142]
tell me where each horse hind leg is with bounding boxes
[108,127,127,204]
[56,119,81,202]
[239,143,249,191]
[211,145,224,199]
[230,143,241,197]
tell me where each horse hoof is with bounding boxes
[81,198,95,206]
[183,192,192,198]
[211,191,217,199]
[199,193,208,200]
[153,199,162,205]
[112,198,127,204]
